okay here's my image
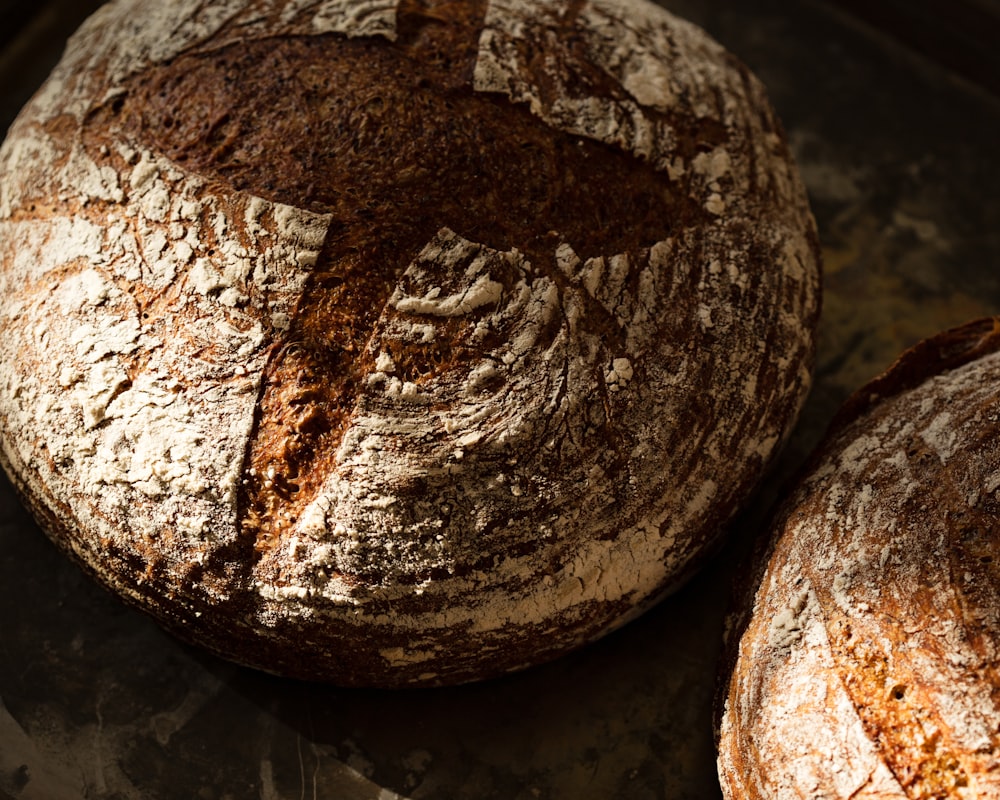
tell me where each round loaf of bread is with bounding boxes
[717,318,1000,798]
[0,0,820,686]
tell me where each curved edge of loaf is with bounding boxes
[715,316,1000,799]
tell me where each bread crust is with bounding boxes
[0,0,820,685]
[717,318,1000,798]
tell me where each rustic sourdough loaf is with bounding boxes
[0,0,820,686]
[716,318,1000,798]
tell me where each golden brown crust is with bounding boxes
[717,318,1000,799]
[0,0,820,686]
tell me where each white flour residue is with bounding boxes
[473,0,741,176]
[0,0,822,685]
[475,0,675,171]
[0,134,331,581]
[287,228,575,586]
[277,0,398,37]
[721,347,1000,798]
[25,0,399,123]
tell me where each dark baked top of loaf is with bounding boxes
[103,16,700,573]
[0,0,820,685]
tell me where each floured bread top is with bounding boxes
[717,319,1000,799]
[0,0,820,686]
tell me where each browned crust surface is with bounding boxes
[717,318,1000,798]
[0,0,820,686]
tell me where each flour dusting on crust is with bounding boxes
[718,340,1000,798]
[0,139,330,599]
[0,0,820,686]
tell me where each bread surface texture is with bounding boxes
[717,319,1000,798]
[0,0,820,686]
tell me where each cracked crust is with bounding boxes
[716,318,1000,799]
[0,0,820,686]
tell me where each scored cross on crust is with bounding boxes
[0,0,819,685]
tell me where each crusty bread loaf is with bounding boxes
[0,0,820,686]
[716,318,1000,798]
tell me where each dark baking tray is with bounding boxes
[2,1,999,798]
